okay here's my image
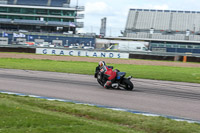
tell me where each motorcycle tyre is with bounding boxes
[123,79,134,91]
[97,75,105,87]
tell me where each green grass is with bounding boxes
[0,93,200,133]
[0,56,200,132]
[0,58,200,83]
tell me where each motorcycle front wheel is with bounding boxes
[97,78,104,87]
[97,73,104,87]
[123,79,134,91]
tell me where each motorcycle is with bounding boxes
[95,69,134,91]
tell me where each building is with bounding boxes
[0,0,96,47]
[0,0,84,33]
[123,9,200,54]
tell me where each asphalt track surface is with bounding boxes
[0,68,200,121]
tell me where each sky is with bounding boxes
[70,0,200,37]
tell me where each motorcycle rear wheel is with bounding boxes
[123,79,134,91]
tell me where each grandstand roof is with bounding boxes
[130,9,200,14]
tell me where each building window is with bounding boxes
[179,45,187,48]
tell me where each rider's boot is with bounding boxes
[104,81,111,89]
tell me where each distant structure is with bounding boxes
[124,9,200,41]
[122,8,200,54]
[100,17,107,37]
[0,0,97,47]
[0,0,84,33]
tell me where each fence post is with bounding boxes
[183,56,187,62]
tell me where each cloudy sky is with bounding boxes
[70,0,200,36]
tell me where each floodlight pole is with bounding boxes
[76,0,78,8]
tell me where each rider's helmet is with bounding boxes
[99,61,106,69]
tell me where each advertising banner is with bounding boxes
[36,48,129,59]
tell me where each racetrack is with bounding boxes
[0,68,200,121]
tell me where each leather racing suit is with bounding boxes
[100,65,117,88]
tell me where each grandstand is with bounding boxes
[0,0,84,33]
[0,0,96,47]
[124,9,200,54]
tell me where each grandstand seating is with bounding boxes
[135,11,154,29]
[125,10,136,30]
[171,13,188,31]
[190,35,200,41]
[153,12,170,30]
[125,9,200,41]
[188,14,197,31]
[126,9,200,31]
[136,32,149,38]
[126,32,200,41]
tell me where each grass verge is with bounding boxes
[0,93,200,133]
[0,58,200,83]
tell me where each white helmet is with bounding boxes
[99,61,106,68]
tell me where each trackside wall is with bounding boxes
[0,47,200,62]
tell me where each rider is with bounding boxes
[95,61,117,89]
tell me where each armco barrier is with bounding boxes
[129,53,200,62]
[187,56,200,62]
[0,47,35,53]
[129,53,175,61]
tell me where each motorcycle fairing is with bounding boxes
[117,72,126,79]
